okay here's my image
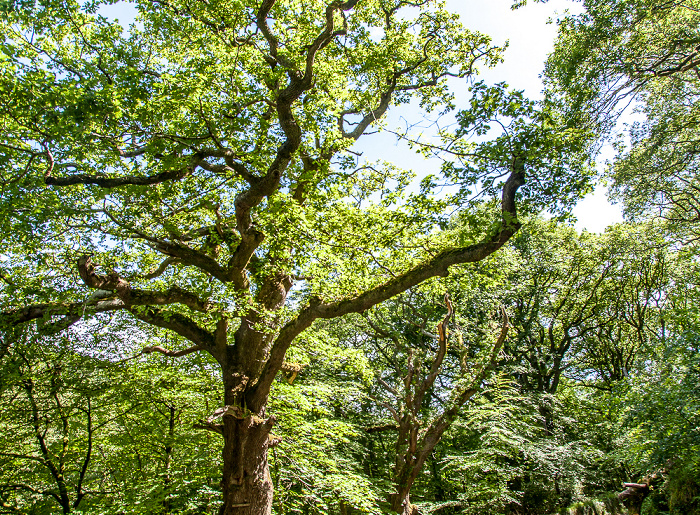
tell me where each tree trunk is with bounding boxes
[390,489,419,515]
[163,405,175,514]
[618,483,650,515]
[220,414,275,515]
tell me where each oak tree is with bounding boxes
[0,0,589,512]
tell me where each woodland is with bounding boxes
[0,0,698,514]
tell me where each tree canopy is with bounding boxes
[543,0,700,240]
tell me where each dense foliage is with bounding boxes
[3,218,698,514]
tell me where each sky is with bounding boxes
[97,0,624,233]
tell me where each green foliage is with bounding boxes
[2,215,699,514]
[435,82,595,218]
[0,327,222,514]
[269,326,380,514]
[545,0,700,240]
[1,0,698,512]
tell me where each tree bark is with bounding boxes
[219,366,277,515]
[390,489,419,515]
[617,475,665,515]
[163,405,176,514]
[617,484,648,515]
[220,414,276,515]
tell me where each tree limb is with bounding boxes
[77,255,213,312]
[141,344,204,358]
[129,307,216,351]
[414,293,454,410]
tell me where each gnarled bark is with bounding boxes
[390,490,419,515]
[617,471,665,515]
[220,414,276,515]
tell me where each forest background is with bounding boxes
[1,0,698,514]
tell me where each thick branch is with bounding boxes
[141,344,204,358]
[129,308,216,350]
[77,256,212,312]
[148,239,237,283]
[340,89,394,140]
[45,147,247,189]
[0,298,124,330]
[45,164,192,188]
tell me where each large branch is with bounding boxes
[77,256,212,312]
[74,256,218,349]
[45,164,192,188]
[0,256,213,339]
[0,297,124,330]
[141,344,204,358]
[44,147,213,188]
[129,307,216,350]
[148,238,240,284]
[99,211,239,283]
[339,88,394,140]
[227,1,356,290]
[250,163,525,409]
[45,142,252,189]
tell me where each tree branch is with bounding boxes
[0,298,125,330]
[141,344,204,358]
[414,293,454,409]
[77,256,213,312]
[129,307,216,350]
[45,163,192,188]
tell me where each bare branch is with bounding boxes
[141,344,204,358]
[414,293,454,409]
[369,394,401,423]
[0,298,125,330]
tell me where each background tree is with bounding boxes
[0,329,128,514]
[503,221,673,513]
[542,0,700,240]
[612,251,700,515]
[361,283,508,514]
[0,325,225,515]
